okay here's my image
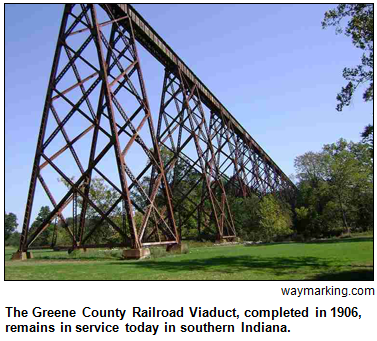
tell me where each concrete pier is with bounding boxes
[123,248,151,260]
[166,243,188,254]
[11,251,33,260]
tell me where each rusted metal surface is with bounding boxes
[19,4,296,253]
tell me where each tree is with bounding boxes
[5,212,18,241]
[294,139,373,237]
[59,177,123,245]
[294,151,326,186]
[257,195,293,242]
[294,177,334,238]
[322,139,373,232]
[361,124,373,158]
[29,206,54,246]
[85,177,122,244]
[322,5,373,143]
[6,231,21,247]
[228,194,260,240]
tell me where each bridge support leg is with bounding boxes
[215,236,241,244]
[11,251,33,261]
[123,248,151,260]
[166,243,188,254]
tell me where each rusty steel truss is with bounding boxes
[18,4,296,252]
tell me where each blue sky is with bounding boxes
[5,4,372,230]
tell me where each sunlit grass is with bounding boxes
[5,237,373,280]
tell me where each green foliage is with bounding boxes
[294,139,373,238]
[149,247,169,259]
[323,139,372,231]
[55,227,73,246]
[322,4,373,110]
[59,177,124,246]
[135,146,296,243]
[257,196,293,242]
[29,206,55,247]
[84,177,123,245]
[5,232,21,247]
[228,195,260,240]
[294,151,326,185]
[5,212,18,241]
[229,194,293,242]
[361,124,373,157]
[135,146,209,240]
[322,4,373,147]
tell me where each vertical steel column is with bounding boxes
[72,191,78,246]
[90,5,140,249]
[78,21,118,246]
[18,5,72,252]
[126,6,178,246]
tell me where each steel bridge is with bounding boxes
[15,4,296,258]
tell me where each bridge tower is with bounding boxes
[13,4,179,259]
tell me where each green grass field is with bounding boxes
[5,236,373,280]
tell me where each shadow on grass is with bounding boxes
[313,269,374,281]
[110,255,332,278]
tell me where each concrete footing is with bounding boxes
[11,251,33,260]
[123,248,150,260]
[166,243,188,254]
[215,237,241,244]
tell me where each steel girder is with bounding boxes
[18,4,178,252]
